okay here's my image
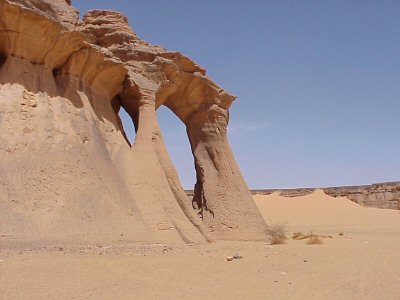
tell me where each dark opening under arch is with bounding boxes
[0,53,6,69]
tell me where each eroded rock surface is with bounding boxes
[0,0,268,246]
[324,182,400,210]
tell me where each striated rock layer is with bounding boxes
[0,0,268,246]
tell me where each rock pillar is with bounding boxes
[186,104,268,241]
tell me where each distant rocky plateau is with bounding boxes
[251,181,400,210]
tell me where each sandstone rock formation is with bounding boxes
[252,181,400,210]
[0,0,268,246]
[323,182,400,210]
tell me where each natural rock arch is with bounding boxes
[156,90,268,240]
[0,0,268,246]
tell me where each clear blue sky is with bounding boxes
[74,0,400,189]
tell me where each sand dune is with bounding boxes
[254,189,400,233]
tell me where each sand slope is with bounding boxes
[254,189,400,233]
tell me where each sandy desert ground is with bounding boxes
[1,190,400,300]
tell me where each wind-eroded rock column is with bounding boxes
[186,105,268,240]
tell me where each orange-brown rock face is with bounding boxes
[0,0,268,246]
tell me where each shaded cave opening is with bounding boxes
[156,105,196,190]
[51,67,59,79]
[0,53,6,69]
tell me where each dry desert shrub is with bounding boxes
[306,235,324,245]
[292,232,305,240]
[292,231,325,245]
[267,223,288,245]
